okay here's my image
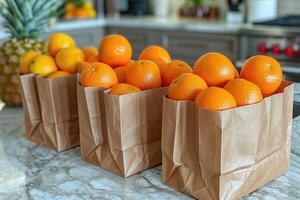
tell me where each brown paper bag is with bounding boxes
[19,74,80,151]
[162,81,294,200]
[78,83,167,177]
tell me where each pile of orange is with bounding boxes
[168,52,283,111]
[20,32,87,79]
[78,34,282,103]
[79,34,194,96]
[20,32,186,94]
[20,32,283,104]
[63,1,96,19]
[19,33,118,80]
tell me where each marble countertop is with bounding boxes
[104,16,241,33]
[0,18,106,40]
[0,16,242,41]
[2,16,300,41]
[49,18,106,32]
[0,108,299,200]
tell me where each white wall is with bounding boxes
[278,0,300,16]
[204,0,300,16]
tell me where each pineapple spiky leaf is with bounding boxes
[0,0,65,39]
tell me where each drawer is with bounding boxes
[106,28,147,47]
[166,32,239,61]
[105,27,165,59]
[47,28,104,48]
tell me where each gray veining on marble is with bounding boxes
[0,108,299,200]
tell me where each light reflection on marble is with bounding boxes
[0,108,299,200]
[294,83,300,103]
[0,101,4,111]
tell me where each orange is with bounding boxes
[87,9,96,18]
[234,68,239,78]
[195,87,237,111]
[47,71,71,79]
[161,60,192,86]
[240,55,283,96]
[56,47,85,73]
[83,2,93,10]
[224,78,263,106]
[74,7,89,18]
[48,33,76,57]
[126,60,161,90]
[65,2,75,11]
[98,34,132,68]
[86,55,99,63]
[114,66,127,83]
[193,52,236,87]
[149,57,169,72]
[30,55,58,76]
[110,83,141,95]
[77,61,90,73]
[114,61,134,83]
[80,62,118,88]
[138,45,171,64]
[64,12,74,19]
[19,51,40,74]
[83,46,98,61]
[168,73,207,100]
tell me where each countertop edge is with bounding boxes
[0,17,243,41]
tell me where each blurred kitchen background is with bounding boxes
[0,0,300,116]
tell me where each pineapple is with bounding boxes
[0,0,62,106]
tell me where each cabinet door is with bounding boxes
[106,27,163,59]
[46,27,104,48]
[104,27,240,65]
[166,32,239,65]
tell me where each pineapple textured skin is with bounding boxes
[0,0,61,106]
[0,39,47,106]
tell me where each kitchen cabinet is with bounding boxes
[166,32,239,65]
[106,27,164,59]
[1,18,240,63]
[0,26,104,48]
[1,18,240,64]
[47,27,104,48]
[106,26,240,65]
